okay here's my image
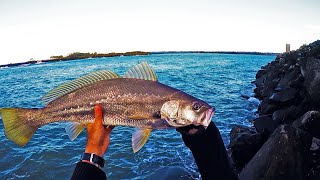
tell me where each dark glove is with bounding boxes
[176,121,220,151]
[177,122,239,180]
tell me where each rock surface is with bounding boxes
[228,125,268,172]
[229,40,320,179]
[239,125,312,180]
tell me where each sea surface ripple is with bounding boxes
[0,53,275,179]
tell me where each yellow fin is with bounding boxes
[65,122,85,141]
[0,108,41,147]
[132,128,152,153]
[123,62,157,81]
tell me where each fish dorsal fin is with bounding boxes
[123,62,157,81]
[65,122,85,141]
[132,128,152,153]
[42,70,120,104]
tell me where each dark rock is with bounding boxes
[229,125,256,144]
[272,105,301,124]
[253,115,278,134]
[289,74,304,88]
[269,87,298,104]
[256,69,267,79]
[308,138,320,180]
[229,125,268,172]
[239,125,312,180]
[310,138,320,151]
[301,58,320,104]
[308,165,320,180]
[275,69,300,91]
[260,85,275,98]
[241,94,250,99]
[259,101,278,115]
[292,111,320,139]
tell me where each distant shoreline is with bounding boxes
[151,51,279,56]
[0,51,278,68]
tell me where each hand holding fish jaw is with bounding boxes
[85,104,114,157]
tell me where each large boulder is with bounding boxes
[258,101,278,115]
[292,111,320,139]
[272,105,302,124]
[229,125,267,172]
[239,125,312,180]
[308,138,320,180]
[269,87,298,104]
[275,68,301,91]
[300,58,320,104]
[253,115,278,134]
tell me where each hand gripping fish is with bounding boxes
[0,62,214,153]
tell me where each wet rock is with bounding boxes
[253,115,278,134]
[308,138,320,180]
[259,101,278,115]
[229,125,256,144]
[256,69,267,79]
[301,58,320,104]
[229,125,267,172]
[272,105,301,124]
[239,125,312,180]
[308,165,320,180]
[260,85,275,99]
[289,74,304,88]
[310,138,320,151]
[269,87,298,104]
[275,69,300,90]
[240,94,250,100]
[292,111,320,139]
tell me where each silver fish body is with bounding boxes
[0,62,214,152]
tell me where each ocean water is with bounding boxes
[0,53,275,179]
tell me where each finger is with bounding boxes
[94,104,103,126]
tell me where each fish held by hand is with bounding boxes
[0,62,215,153]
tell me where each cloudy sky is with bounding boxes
[0,0,319,65]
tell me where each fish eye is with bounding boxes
[192,102,202,111]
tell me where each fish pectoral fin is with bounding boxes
[65,122,85,141]
[122,62,157,81]
[132,128,152,153]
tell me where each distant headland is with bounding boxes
[0,51,278,68]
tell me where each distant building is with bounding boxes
[286,44,290,53]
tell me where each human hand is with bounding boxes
[85,104,114,157]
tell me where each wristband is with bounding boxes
[81,153,105,168]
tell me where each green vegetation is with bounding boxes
[50,51,150,61]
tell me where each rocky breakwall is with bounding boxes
[229,40,320,179]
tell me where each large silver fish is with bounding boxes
[0,62,214,152]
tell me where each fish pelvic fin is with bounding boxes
[132,128,152,153]
[123,62,157,81]
[0,108,44,147]
[41,70,120,105]
[65,122,85,141]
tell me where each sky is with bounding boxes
[0,0,319,65]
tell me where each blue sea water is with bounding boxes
[0,53,275,179]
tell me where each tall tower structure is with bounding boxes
[286,44,290,53]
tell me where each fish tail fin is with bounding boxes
[0,108,44,147]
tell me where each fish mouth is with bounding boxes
[193,108,215,129]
